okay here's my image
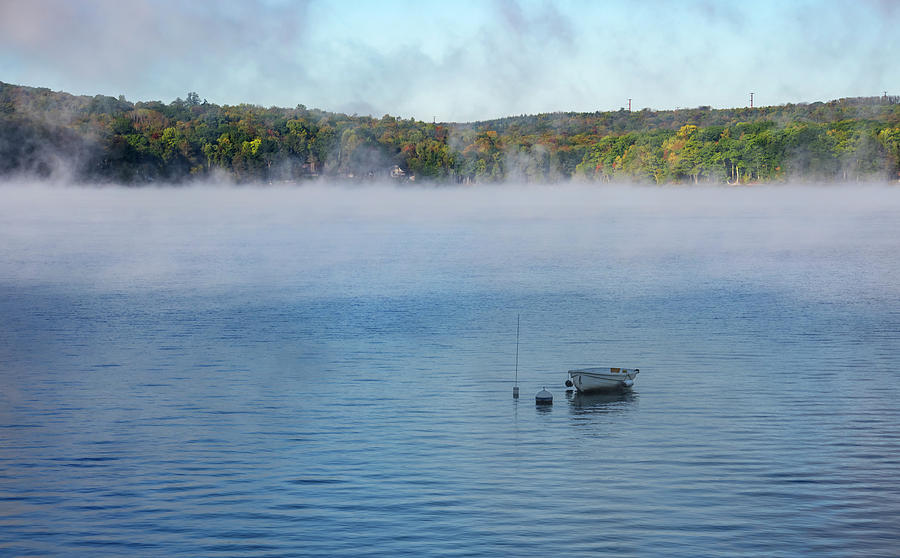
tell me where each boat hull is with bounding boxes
[568,368,639,393]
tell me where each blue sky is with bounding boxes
[1,0,898,121]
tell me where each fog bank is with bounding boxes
[2,182,899,303]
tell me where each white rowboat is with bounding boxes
[567,367,640,392]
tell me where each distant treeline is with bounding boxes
[2,81,899,184]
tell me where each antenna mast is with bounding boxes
[750,92,754,109]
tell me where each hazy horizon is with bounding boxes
[5,76,895,125]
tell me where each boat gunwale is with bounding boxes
[568,368,639,375]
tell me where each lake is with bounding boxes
[1,183,899,556]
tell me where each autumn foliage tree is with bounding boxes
[2,81,900,184]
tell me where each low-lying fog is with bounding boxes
[2,181,899,303]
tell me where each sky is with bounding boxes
[1,0,898,122]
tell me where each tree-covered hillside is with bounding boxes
[2,81,899,184]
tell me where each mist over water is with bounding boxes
[4,182,898,296]
[2,182,899,556]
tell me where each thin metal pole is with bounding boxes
[515,314,519,387]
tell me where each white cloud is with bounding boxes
[1,0,898,121]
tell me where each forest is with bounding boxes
[2,81,899,185]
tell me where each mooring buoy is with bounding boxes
[535,386,553,405]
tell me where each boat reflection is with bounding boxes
[566,389,637,415]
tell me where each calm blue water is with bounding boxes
[1,184,899,556]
